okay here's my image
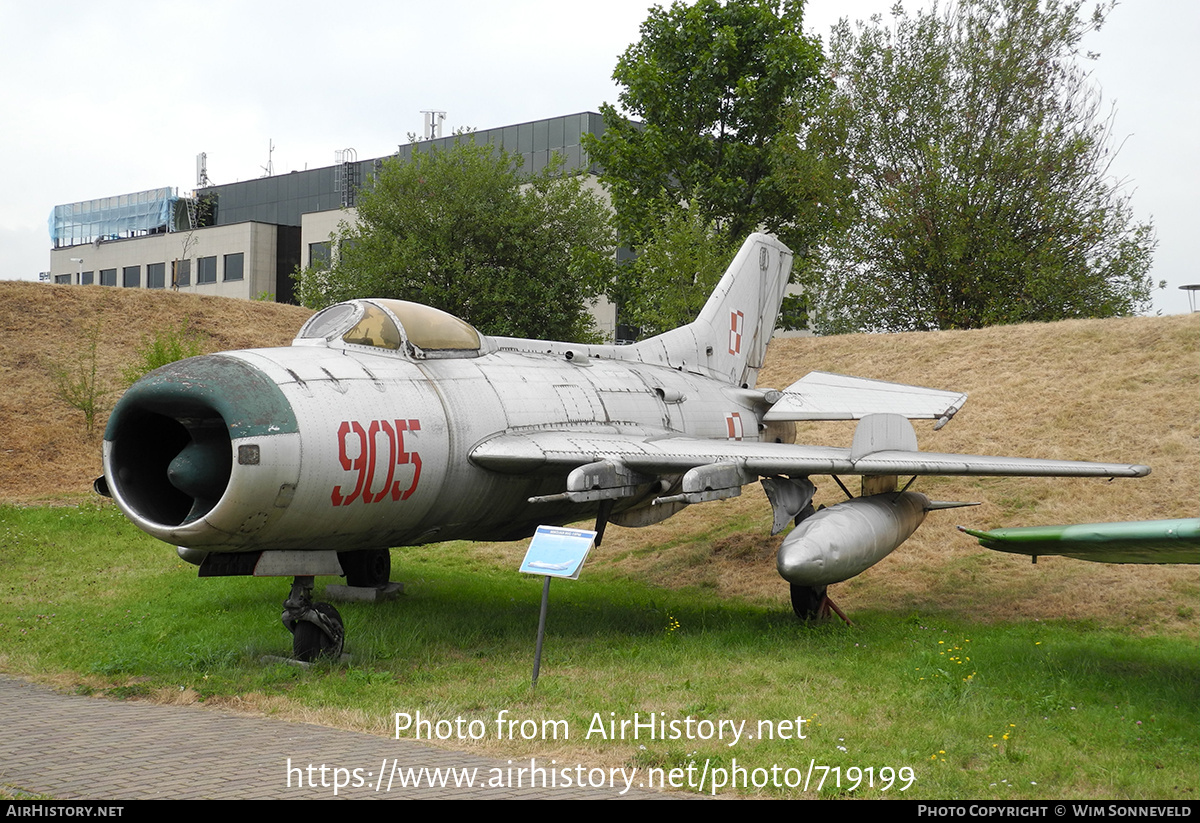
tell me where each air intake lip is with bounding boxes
[104,355,298,529]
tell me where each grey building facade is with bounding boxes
[47,113,612,325]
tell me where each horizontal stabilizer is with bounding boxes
[765,371,967,428]
[959,519,1200,564]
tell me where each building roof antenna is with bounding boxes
[196,152,211,188]
[422,111,446,140]
[260,140,274,178]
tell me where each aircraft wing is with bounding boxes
[471,429,1150,479]
[959,519,1200,564]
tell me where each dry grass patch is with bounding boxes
[0,282,311,501]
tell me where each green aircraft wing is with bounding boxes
[959,519,1200,565]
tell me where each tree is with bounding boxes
[583,0,829,252]
[296,141,617,343]
[620,199,739,338]
[52,325,108,437]
[805,0,1157,333]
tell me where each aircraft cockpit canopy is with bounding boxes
[296,299,490,359]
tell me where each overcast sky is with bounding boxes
[2,0,1195,314]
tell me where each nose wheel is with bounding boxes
[283,576,345,661]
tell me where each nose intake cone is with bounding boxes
[167,435,231,500]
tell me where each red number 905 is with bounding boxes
[331,419,421,506]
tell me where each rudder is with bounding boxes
[640,233,793,388]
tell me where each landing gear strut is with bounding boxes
[282,576,344,661]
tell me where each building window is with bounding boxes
[81,270,94,285]
[100,268,117,286]
[197,256,217,284]
[147,262,166,289]
[309,242,331,268]
[173,259,190,287]
[224,252,244,281]
[54,274,71,284]
[123,265,140,288]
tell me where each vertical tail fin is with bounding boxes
[636,233,793,388]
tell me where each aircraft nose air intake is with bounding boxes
[103,354,298,530]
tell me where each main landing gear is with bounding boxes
[283,576,345,662]
[781,490,854,626]
[338,548,391,588]
[789,583,828,620]
[789,583,853,626]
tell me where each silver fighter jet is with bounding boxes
[99,234,1148,658]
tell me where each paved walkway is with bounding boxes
[0,676,672,800]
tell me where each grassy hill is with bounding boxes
[0,282,311,502]
[0,282,1195,799]
[0,281,1195,636]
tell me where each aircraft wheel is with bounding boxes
[790,584,828,620]
[292,602,344,662]
[338,549,391,587]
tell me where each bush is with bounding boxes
[52,325,108,437]
[121,320,206,387]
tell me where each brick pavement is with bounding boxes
[0,676,676,800]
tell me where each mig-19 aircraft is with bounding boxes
[98,234,1149,659]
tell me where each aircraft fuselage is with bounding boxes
[104,341,770,555]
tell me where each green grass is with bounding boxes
[1,502,1196,799]
[0,786,55,801]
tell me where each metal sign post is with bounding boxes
[531,575,552,688]
[519,526,596,689]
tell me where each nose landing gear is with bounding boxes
[282,576,345,661]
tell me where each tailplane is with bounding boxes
[634,233,793,388]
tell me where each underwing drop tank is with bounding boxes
[777,492,930,587]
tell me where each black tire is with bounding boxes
[338,549,391,588]
[790,584,828,620]
[293,602,344,662]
